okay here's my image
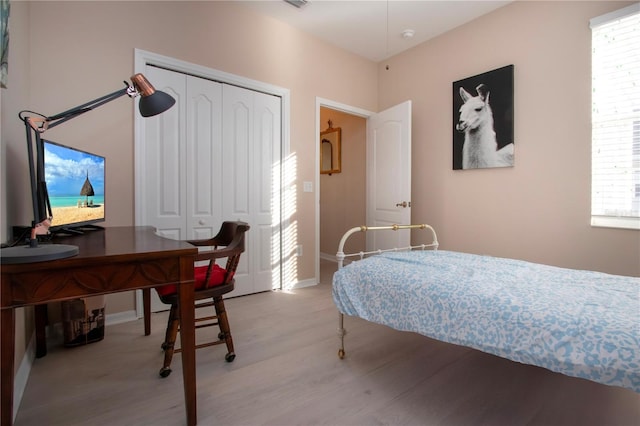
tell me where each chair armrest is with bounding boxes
[190,223,249,262]
[194,245,237,262]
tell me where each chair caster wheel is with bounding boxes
[159,367,172,378]
[225,352,236,362]
[218,332,226,340]
[338,349,345,359]
[161,343,168,350]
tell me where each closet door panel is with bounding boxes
[222,85,280,295]
[253,93,281,293]
[222,85,252,295]
[142,66,187,240]
[186,76,223,240]
[224,88,251,218]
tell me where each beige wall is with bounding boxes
[379,0,639,277]
[319,107,366,256]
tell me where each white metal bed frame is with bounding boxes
[335,224,439,358]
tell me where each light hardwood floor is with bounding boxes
[15,260,640,425]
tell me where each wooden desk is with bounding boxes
[1,227,198,426]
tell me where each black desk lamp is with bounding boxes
[1,73,175,264]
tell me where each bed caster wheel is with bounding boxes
[338,349,345,359]
[225,352,236,362]
[159,367,172,378]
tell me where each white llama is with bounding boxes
[456,84,513,169]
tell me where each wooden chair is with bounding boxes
[151,221,250,378]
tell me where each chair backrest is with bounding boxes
[188,221,250,286]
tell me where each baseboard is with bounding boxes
[289,277,317,290]
[105,310,138,326]
[13,332,36,422]
[319,252,337,262]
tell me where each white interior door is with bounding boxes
[366,100,412,251]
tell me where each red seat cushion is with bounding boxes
[155,264,229,297]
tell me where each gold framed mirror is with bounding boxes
[320,124,341,175]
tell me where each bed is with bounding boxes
[332,224,640,393]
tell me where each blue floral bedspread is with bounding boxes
[332,250,640,392]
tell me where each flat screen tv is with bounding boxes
[43,139,105,234]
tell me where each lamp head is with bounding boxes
[130,73,176,117]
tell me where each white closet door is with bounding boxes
[141,66,187,241]
[222,85,280,296]
[138,66,281,301]
[142,67,223,240]
[186,76,223,240]
[253,92,281,294]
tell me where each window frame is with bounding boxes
[590,3,640,231]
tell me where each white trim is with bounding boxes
[290,277,318,289]
[133,49,290,317]
[316,97,374,119]
[13,332,35,422]
[105,309,138,326]
[590,2,639,28]
[315,98,374,287]
[319,251,337,263]
[134,49,291,97]
[591,216,640,231]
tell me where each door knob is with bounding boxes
[395,201,409,208]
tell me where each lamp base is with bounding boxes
[1,243,79,264]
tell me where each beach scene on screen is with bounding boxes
[44,142,105,227]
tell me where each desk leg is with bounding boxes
[1,308,16,426]
[178,259,197,426]
[142,289,151,336]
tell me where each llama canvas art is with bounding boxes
[453,65,514,170]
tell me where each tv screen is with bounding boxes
[43,140,105,232]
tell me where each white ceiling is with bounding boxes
[239,0,513,62]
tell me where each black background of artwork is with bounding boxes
[452,65,514,170]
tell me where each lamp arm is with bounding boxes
[25,81,136,133]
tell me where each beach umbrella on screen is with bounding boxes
[80,171,94,206]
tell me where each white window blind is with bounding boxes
[590,3,640,230]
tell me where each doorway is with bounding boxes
[315,98,413,283]
[315,98,372,281]
[318,107,367,259]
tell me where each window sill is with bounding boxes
[591,216,640,230]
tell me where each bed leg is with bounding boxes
[337,313,346,359]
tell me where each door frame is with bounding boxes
[134,49,291,317]
[315,98,373,283]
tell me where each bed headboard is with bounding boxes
[336,224,439,268]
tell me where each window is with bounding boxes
[590,4,640,230]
